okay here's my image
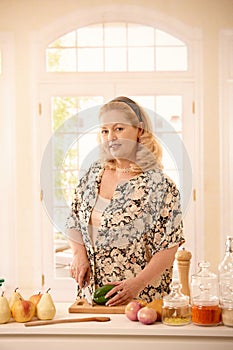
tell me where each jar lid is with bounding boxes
[163,281,190,307]
[192,261,217,279]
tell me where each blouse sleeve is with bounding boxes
[151,179,185,255]
[64,162,99,244]
[65,228,84,245]
[65,180,85,244]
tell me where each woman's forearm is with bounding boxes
[68,237,86,257]
[68,236,91,286]
[135,245,179,289]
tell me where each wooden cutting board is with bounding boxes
[69,298,126,314]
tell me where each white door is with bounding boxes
[38,80,198,301]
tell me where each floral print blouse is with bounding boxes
[66,161,184,302]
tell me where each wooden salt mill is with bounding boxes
[175,247,192,296]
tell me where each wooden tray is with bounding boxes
[69,298,126,314]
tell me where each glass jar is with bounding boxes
[191,261,221,326]
[218,236,233,305]
[191,261,219,301]
[162,281,191,326]
[192,300,221,326]
[221,300,233,327]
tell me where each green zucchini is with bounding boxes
[93,284,115,305]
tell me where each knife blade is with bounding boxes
[82,285,93,306]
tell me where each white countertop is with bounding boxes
[0,303,232,337]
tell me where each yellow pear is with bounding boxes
[36,288,56,320]
[8,287,24,312]
[0,291,11,324]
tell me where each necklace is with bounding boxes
[115,166,134,173]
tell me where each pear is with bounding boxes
[12,298,35,323]
[8,287,24,313]
[29,291,43,316]
[36,288,56,320]
[0,291,11,324]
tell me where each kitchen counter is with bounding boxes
[0,303,232,350]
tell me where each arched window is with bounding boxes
[46,23,188,72]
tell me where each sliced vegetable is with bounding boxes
[93,284,115,305]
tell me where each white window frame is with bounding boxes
[219,30,233,255]
[30,4,204,301]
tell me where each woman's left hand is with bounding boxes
[104,277,144,306]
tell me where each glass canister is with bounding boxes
[218,236,233,326]
[162,281,191,326]
[218,236,233,304]
[221,300,233,327]
[191,261,221,326]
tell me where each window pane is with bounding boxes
[49,31,76,47]
[54,168,79,205]
[54,172,68,206]
[52,97,78,131]
[78,96,103,111]
[156,47,187,71]
[78,48,103,71]
[165,169,180,189]
[155,30,185,46]
[53,134,78,168]
[162,146,178,170]
[78,132,99,167]
[53,207,70,231]
[128,47,154,71]
[160,133,183,170]
[105,48,127,71]
[104,23,126,47]
[130,96,155,111]
[128,24,154,46]
[77,25,103,47]
[46,48,76,72]
[63,148,79,173]
[156,95,182,132]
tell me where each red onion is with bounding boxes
[125,301,143,321]
[137,306,157,325]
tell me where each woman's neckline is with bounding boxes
[98,193,111,201]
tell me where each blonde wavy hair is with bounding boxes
[98,96,163,172]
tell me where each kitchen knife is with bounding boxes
[82,285,93,306]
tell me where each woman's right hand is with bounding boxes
[70,252,91,288]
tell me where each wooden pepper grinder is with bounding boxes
[175,247,192,296]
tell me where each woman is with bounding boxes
[65,96,184,305]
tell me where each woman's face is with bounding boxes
[100,109,141,162]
